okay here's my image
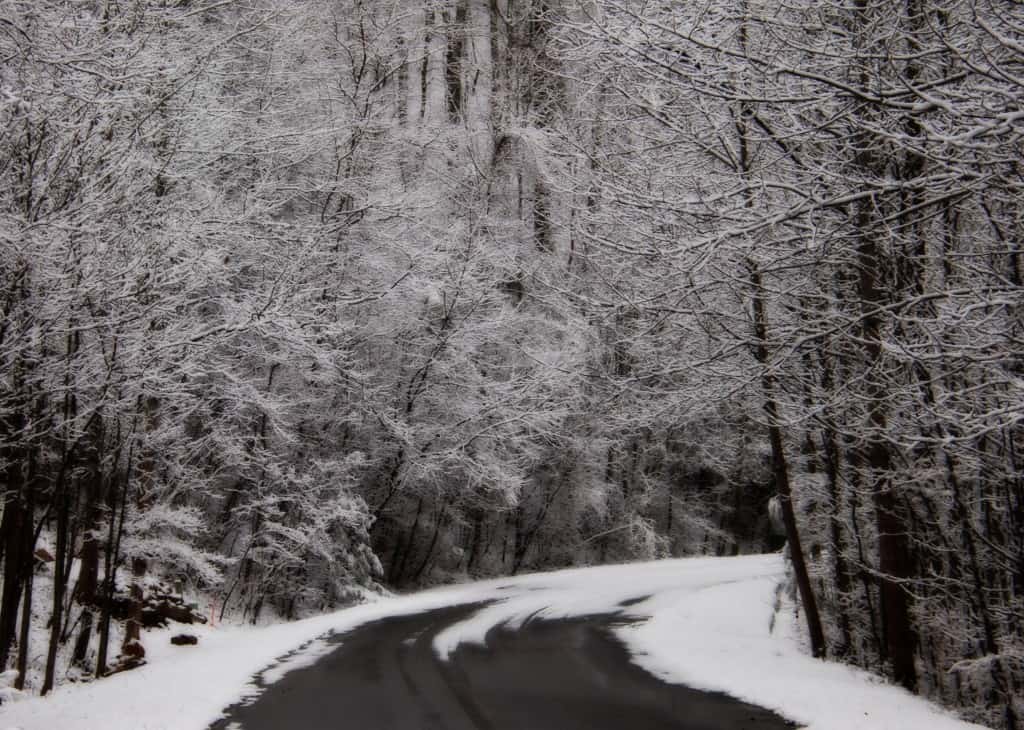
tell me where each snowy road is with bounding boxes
[209,602,793,730]
[0,555,989,730]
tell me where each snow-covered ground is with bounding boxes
[1,554,987,730]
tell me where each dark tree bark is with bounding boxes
[71,464,103,668]
[749,265,827,659]
[853,195,917,689]
[0,411,28,671]
[97,435,133,678]
[13,445,37,690]
[41,481,70,695]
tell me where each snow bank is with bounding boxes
[616,557,987,730]
[0,554,987,730]
[0,584,483,730]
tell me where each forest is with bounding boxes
[0,0,1021,727]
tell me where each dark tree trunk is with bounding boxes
[846,0,918,692]
[14,549,33,691]
[97,442,131,678]
[121,556,147,654]
[821,425,852,656]
[818,347,853,656]
[445,0,468,119]
[749,264,827,659]
[72,465,103,668]
[0,492,28,672]
[412,505,447,584]
[465,510,483,575]
[41,483,70,695]
[14,446,37,690]
[854,202,917,689]
[0,409,28,671]
[390,496,424,585]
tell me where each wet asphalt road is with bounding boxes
[210,603,796,730]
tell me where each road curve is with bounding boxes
[210,602,796,730]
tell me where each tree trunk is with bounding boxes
[41,483,70,695]
[0,410,28,671]
[97,440,132,678]
[818,347,853,657]
[466,0,493,162]
[71,473,102,668]
[412,505,447,584]
[853,191,917,689]
[424,7,447,125]
[749,265,827,659]
[14,446,36,690]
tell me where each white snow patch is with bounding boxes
[617,561,986,730]
[1,554,988,730]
